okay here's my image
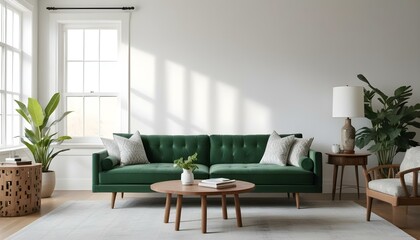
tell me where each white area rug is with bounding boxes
[8,199,413,240]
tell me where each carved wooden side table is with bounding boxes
[326,153,370,200]
[0,163,42,217]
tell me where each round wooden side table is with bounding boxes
[0,163,42,217]
[326,153,370,200]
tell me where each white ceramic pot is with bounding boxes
[41,171,56,198]
[181,169,194,185]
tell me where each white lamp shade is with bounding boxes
[332,86,364,118]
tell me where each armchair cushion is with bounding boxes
[369,178,420,197]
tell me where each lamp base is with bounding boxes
[341,118,356,154]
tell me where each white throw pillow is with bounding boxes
[260,132,295,166]
[101,138,121,160]
[288,138,314,167]
[114,131,150,166]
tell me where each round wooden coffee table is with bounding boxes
[150,180,255,233]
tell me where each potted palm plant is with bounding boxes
[15,93,72,198]
[173,153,198,185]
[355,74,420,167]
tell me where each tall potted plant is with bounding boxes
[355,74,420,166]
[15,93,72,197]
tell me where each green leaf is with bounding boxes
[27,98,45,127]
[16,109,31,123]
[45,93,60,119]
[407,121,420,128]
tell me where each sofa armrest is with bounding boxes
[92,150,109,188]
[309,149,323,192]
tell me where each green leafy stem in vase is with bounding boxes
[173,153,198,171]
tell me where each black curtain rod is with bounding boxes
[47,7,135,10]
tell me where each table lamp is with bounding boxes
[332,86,364,154]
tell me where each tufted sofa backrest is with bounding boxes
[210,134,302,164]
[114,134,210,165]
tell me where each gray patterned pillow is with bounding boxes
[288,138,314,167]
[260,131,295,166]
[114,131,150,166]
[101,138,121,160]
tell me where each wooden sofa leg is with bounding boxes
[121,192,124,199]
[295,193,300,209]
[111,192,117,209]
[366,196,373,221]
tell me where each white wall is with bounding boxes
[37,0,420,191]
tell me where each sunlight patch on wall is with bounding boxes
[165,61,186,133]
[130,49,156,132]
[132,49,156,98]
[243,98,271,132]
[215,80,239,133]
[190,71,210,133]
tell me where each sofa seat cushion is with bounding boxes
[209,164,314,185]
[99,163,209,184]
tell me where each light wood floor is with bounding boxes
[1,191,419,239]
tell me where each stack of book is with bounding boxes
[0,157,32,166]
[198,178,236,189]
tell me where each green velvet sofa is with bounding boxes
[92,134,322,208]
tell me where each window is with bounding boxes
[50,13,129,142]
[63,26,121,138]
[0,3,22,147]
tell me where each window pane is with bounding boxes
[6,115,12,145]
[85,29,99,61]
[13,12,20,48]
[13,52,20,92]
[67,97,84,137]
[6,50,12,91]
[0,94,2,145]
[67,29,84,61]
[6,8,12,45]
[100,97,118,138]
[0,5,3,44]
[84,97,99,136]
[100,29,118,61]
[67,62,83,92]
[100,62,119,92]
[84,62,99,92]
[6,94,13,114]
[13,115,20,145]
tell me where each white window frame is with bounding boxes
[49,13,129,144]
[0,0,33,149]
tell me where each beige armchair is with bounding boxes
[364,146,420,223]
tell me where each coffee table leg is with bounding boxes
[164,193,172,223]
[201,195,207,233]
[175,194,183,231]
[234,194,242,227]
[221,194,228,219]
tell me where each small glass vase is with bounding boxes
[181,169,194,185]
